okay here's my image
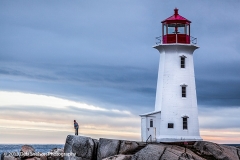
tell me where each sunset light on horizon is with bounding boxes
[1,91,240,144]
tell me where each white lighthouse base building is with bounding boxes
[140,110,202,143]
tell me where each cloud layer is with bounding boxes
[0,91,139,143]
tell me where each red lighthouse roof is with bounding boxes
[161,8,191,24]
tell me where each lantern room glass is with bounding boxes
[162,23,190,44]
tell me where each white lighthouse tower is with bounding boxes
[140,8,202,142]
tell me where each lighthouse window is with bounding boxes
[177,25,185,34]
[182,86,186,97]
[150,119,153,127]
[183,117,188,130]
[181,57,185,68]
[186,24,190,35]
[168,123,174,128]
[163,24,167,35]
[168,25,175,34]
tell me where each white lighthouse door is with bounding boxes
[147,118,156,142]
[148,127,156,142]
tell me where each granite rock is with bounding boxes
[132,144,165,160]
[96,139,140,159]
[193,141,239,160]
[64,135,97,160]
[132,144,205,160]
[97,138,120,160]
[20,145,35,158]
[118,141,139,155]
[161,145,204,160]
[63,135,240,160]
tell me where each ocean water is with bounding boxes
[225,144,240,148]
[0,144,64,155]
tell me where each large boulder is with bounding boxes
[132,144,165,160]
[160,145,204,160]
[160,146,182,160]
[64,135,98,160]
[97,139,140,160]
[97,138,121,160]
[118,141,139,154]
[193,141,239,160]
[20,145,35,158]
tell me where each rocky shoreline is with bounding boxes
[2,135,240,160]
[1,145,64,160]
[63,135,240,160]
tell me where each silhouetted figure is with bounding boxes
[74,120,79,135]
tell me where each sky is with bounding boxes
[0,1,240,144]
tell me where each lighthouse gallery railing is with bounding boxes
[155,36,197,45]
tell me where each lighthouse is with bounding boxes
[140,8,202,142]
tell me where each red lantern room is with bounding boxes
[161,8,191,44]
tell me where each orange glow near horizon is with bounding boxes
[200,129,240,144]
[0,91,240,144]
[1,124,240,144]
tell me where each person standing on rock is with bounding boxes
[74,120,79,135]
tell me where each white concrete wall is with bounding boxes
[140,112,161,142]
[153,44,202,142]
[141,117,147,141]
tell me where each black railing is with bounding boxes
[190,36,197,44]
[155,36,162,45]
[146,135,152,144]
[155,35,197,45]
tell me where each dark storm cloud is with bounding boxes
[0,63,157,93]
[0,63,157,113]
[0,67,58,81]
[195,59,240,107]
[0,0,150,66]
[55,65,156,89]
[197,79,240,107]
